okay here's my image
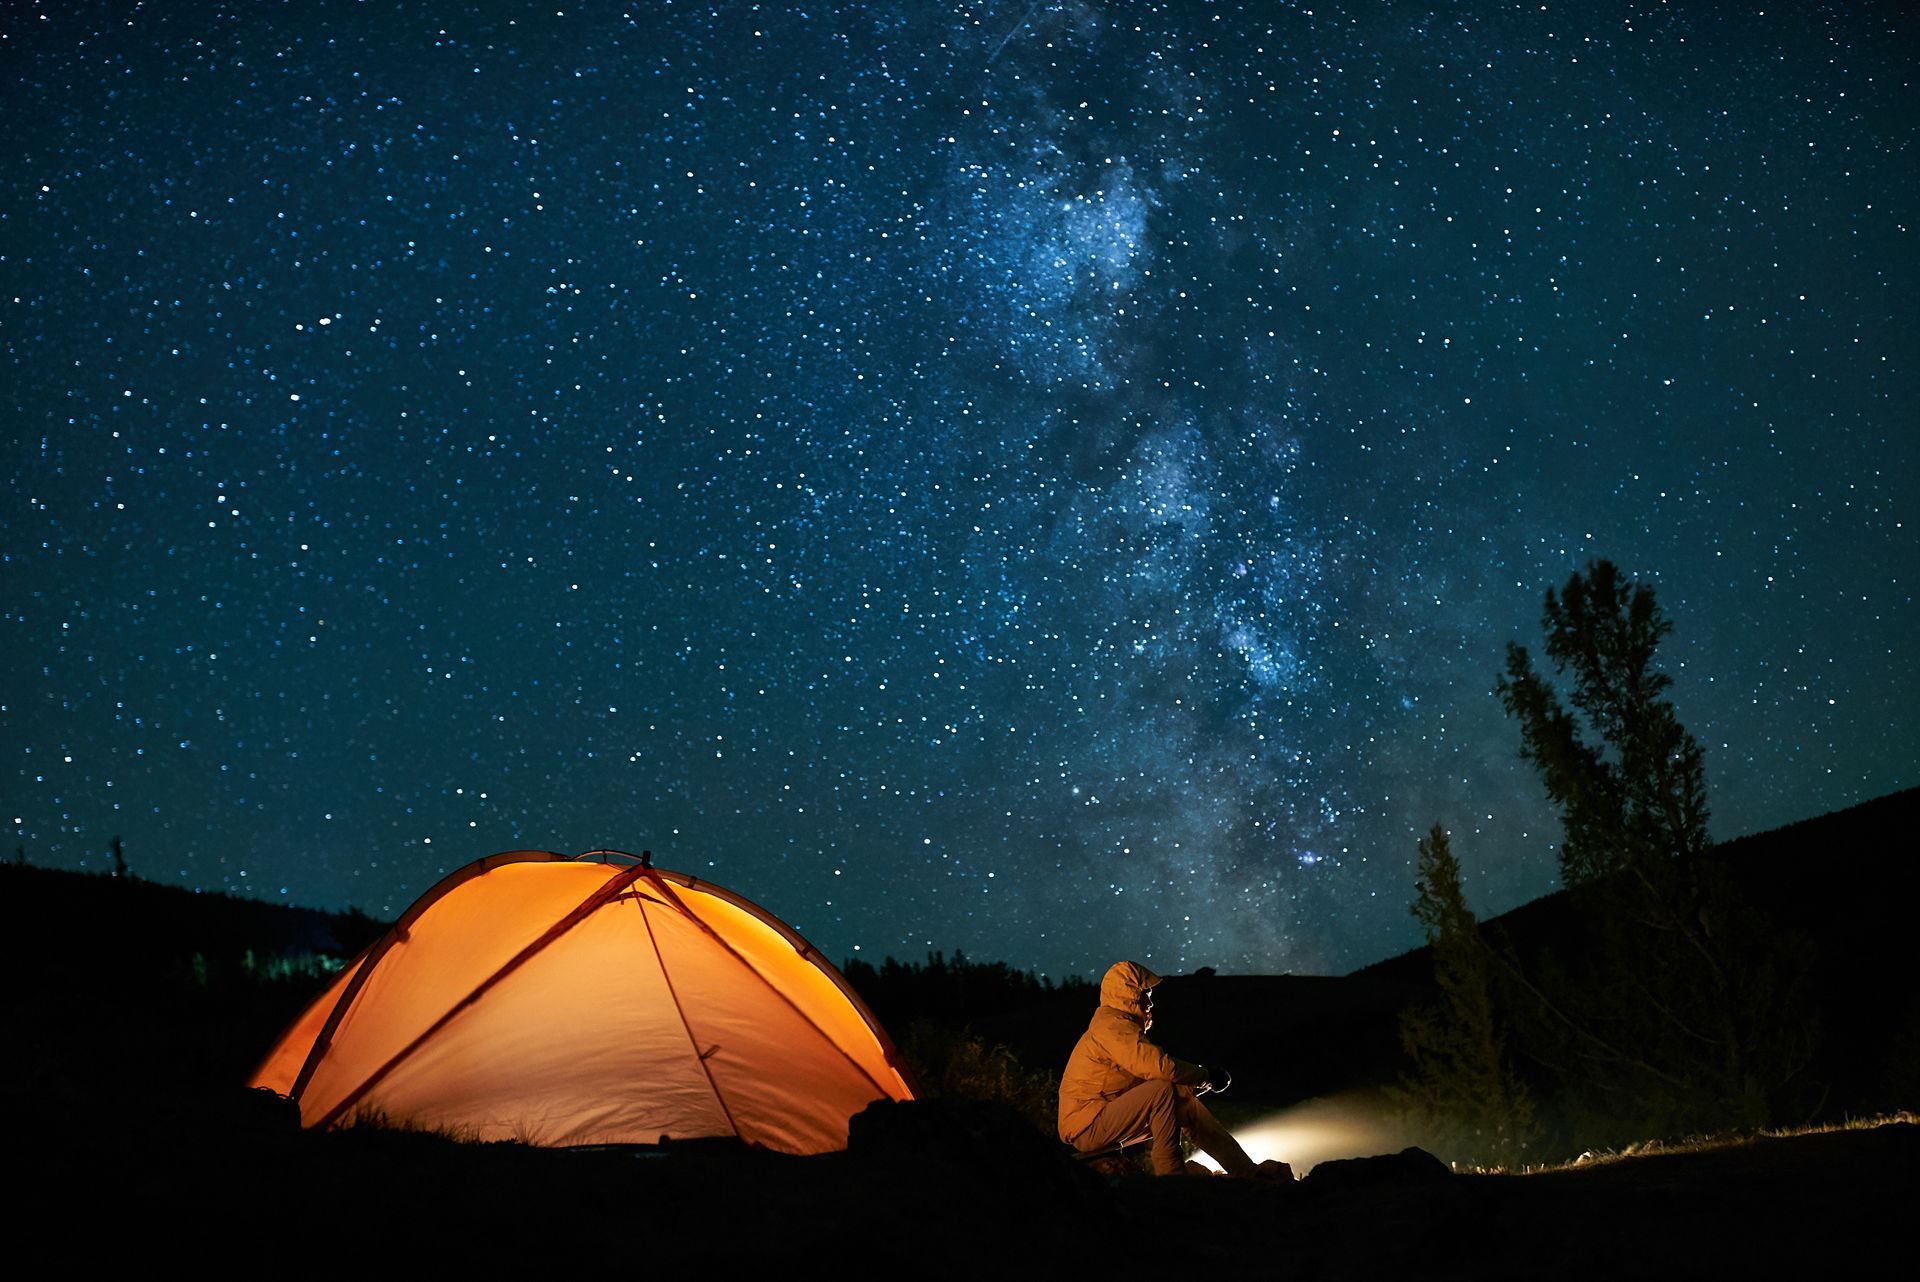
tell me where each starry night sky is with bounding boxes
[5,2,1914,978]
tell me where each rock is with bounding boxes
[1302,1146,1451,1196]
[227,1086,301,1133]
[848,1099,1078,1176]
[849,1098,1050,1164]
[848,1097,1106,1224]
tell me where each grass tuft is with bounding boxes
[336,1106,482,1144]
[1513,1110,1920,1174]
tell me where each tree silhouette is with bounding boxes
[1497,559,1708,886]
[1496,560,1813,1140]
[1392,824,1534,1167]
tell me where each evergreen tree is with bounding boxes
[1496,560,1708,884]
[1393,824,1535,1168]
[1496,560,1812,1140]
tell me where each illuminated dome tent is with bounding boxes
[249,851,915,1153]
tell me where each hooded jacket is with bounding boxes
[1057,960,1207,1143]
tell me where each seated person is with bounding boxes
[1058,960,1261,1176]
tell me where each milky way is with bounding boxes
[5,3,1914,977]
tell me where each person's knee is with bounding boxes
[1146,1079,1178,1116]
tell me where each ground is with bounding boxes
[16,1089,1915,1274]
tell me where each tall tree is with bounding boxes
[1497,559,1708,885]
[1497,560,1811,1139]
[1393,824,1534,1168]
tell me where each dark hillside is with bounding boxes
[0,863,383,965]
[962,789,1920,1116]
[4,788,1912,1129]
[1354,786,1920,987]
[1351,787,1920,1119]
[0,864,384,1111]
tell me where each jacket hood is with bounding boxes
[1098,960,1162,1020]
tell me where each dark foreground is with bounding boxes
[19,1091,1915,1275]
[6,856,1915,1273]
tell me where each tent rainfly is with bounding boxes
[249,851,916,1153]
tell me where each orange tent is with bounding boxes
[249,851,915,1153]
